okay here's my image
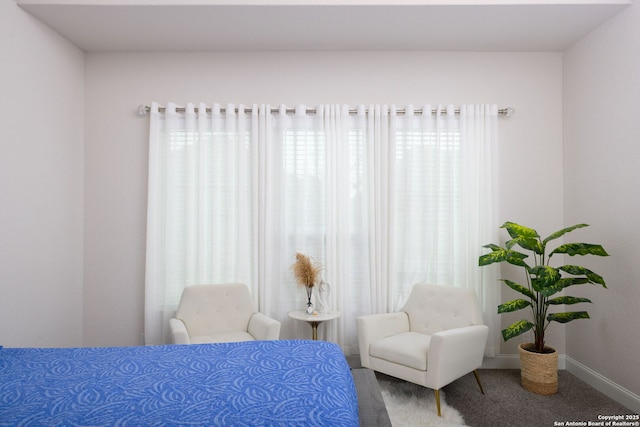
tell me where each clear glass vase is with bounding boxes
[305,286,314,314]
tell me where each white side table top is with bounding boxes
[287,310,341,322]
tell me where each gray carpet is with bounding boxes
[443,369,635,427]
[349,355,636,426]
[349,354,636,427]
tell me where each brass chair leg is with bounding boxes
[435,372,482,418]
[473,369,485,395]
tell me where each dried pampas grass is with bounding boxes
[291,252,322,287]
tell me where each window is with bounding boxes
[146,103,499,355]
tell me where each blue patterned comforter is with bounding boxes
[0,340,358,426]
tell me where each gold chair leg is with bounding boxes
[434,372,482,418]
[473,369,485,395]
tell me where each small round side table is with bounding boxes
[288,310,341,340]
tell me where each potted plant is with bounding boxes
[479,222,608,394]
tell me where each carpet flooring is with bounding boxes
[349,355,636,427]
[443,369,635,427]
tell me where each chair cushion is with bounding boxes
[369,331,431,371]
[190,331,255,344]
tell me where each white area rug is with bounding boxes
[378,378,468,427]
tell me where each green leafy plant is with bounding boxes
[479,222,608,353]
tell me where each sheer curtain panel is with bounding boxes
[145,103,255,345]
[145,103,500,355]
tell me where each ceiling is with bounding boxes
[17,0,631,52]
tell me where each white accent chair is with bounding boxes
[357,284,488,416]
[169,283,281,344]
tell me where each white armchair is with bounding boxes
[169,283,281,344]
[357,284,488,416]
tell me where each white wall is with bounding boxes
[84,51,564,350]
[0,2,85,347]
[564,2,640,397]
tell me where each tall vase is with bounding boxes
[305,285,314,314]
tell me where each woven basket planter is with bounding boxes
[519,343,558,395]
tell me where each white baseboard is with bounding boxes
[481,353,520,369]
[565,356,640,414]
[481,353,567,369]
[481,354,640,414]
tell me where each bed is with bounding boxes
[0,340,359,426]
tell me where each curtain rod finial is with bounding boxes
[503,106,515,118]
[138,104,150,116]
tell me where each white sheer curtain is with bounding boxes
[391,105,500,356]
[145,103,256,345]
[145,103,499,355]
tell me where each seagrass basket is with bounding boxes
[519,343,558,395]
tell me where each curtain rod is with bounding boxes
[137,104,515,117]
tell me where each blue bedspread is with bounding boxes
[0,340,358,426]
